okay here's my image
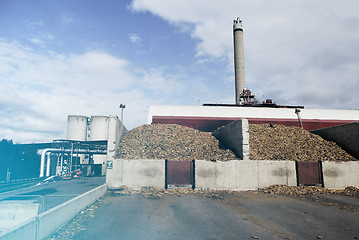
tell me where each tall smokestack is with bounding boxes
[233,17,245,104]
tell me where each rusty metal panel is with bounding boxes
[166,161,193,187]
[190,160,194,187]
[296,161,323,186]
[152,116,355,132]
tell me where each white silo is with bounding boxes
[90,116,110,176]
[66,115,88,141]
[89,116,109,141]
[66,115,88,169]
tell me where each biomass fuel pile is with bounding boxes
[117,123,357,162]
[118,124,237,161]
[249,124,357,161]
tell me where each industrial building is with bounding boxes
[148,105,359,132]
[0,115,126,182]
[37,115,127,179]
[148,17,359,132]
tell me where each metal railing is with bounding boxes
[0,178,41,193]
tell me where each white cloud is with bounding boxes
[0,39,189,143]
[130,0,359,110]
[138,67,185,94]
[128,33,142,46]
[25,32,54,47]
[60,13,75,25]
[130,0,236,58]
[26,19,44,28]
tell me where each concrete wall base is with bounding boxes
[0,202,39,230]
[105,158,359,191]
[106,159,166,190]
[195,160,296,191]
[323,161,359,189]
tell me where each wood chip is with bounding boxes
[117,124,237,161]
[117,123,357,162]
[249,124,357,161]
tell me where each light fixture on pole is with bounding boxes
[119,104,126,123]
[295,108,303,128]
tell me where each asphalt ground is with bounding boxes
[48,190,359,240]
[0,176,105,212]
[0,178,41,193]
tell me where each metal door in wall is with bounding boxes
[296,161,323,186]
[166,160,194,189]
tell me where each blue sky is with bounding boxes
[1,0,359,143]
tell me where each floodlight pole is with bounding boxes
[119,104,126,123]
[295,108,303,128]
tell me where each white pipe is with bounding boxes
[60,155,63,175]
[55,154,60,176]
[46,152,51,177]
[70,143,74,173]
[40,149,54,178]
[39,148,106,178]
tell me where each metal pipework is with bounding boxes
[233,17,245,105]
[39,148,107,178]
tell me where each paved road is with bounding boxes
[226,192,359,240]
[72,194,278,240]
[49,191,359,240]
[0,177,105,212]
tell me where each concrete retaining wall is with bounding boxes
[0,184,107,240]
[105,115,128,177]
[107,115,128,162]
[322,161,359,189]
[105,158,358,191]
[106,159,166,190]
[311,122,359,160]
[0,218,37,240]
[0,202,39,229]
[212,119,249,160]
[195,160,296,191]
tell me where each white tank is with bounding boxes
[90,116,109,176]
[89,116,109,141]
[66,115,88,141]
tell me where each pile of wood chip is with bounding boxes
[110,185,359,199]
[249,124,357,161]
[110,186,233,200]
[117,123,356,162]
[117,124,237,161]
[256,185,359,197]
[110,186,194,198]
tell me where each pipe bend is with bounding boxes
[39,148,107,178]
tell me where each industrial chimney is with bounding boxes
[233,17,245,104]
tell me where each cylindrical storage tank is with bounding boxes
[66,115,88,141]
[90,116,110,176]
[89,116,109,141]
